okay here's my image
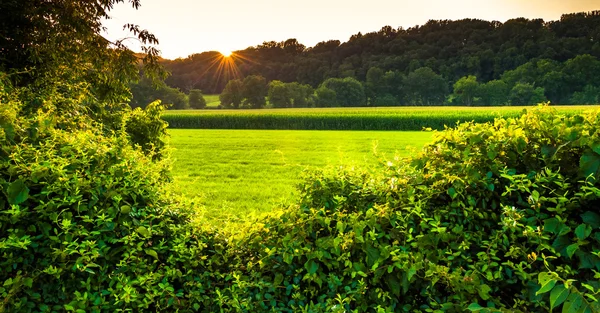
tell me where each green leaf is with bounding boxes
[545,218,562,234]
[120,205,131,214]
[448,187,457,199]
[365,243,380,267]
[305,260,319,274]
[467,303,485,312]
[478,284,492,300]
[591,142,600,155]
[550,284,569,310]
[273,273,283,287]
[579,150,600,180]
[136,226,150,237]
[144,249,158,260]
[537,278,557,296]
[562,292,584,313]
[386,275,401,296]
[7,179,29,205]
[542,145,557,159]
[566,244,579,259]
[575,224,592,240]
[23,278,33,288]
[581,211,600,229]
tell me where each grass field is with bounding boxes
[163,105,600,130]
[203,94,221,107]
[169,129,433,219]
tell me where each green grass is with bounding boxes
[163,105,600,130]
[169,129,433,219]
[203,94,221,107]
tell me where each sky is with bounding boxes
[101,0,599,60]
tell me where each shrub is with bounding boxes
[0,86,229,312]
[188,89,207,109]
[228,106,600,312]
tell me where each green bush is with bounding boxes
[3,75,600,313]
[227,106,600,312]
[0,86,230,312]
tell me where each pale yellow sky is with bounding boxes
[102,0,599,59]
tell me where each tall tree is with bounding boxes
[321,77,366,107]
[188,89,207,109]
[242,75,268,108]
[0,0,165,105]
[453,75,480,106]
[404,67,448,105]
[220,79,244,108]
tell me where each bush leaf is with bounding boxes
[575,224,592,240]
[579,150,600,180]
[581,211,600,229]
[7,179,29,205]
[562,292,584,313]
[550,284,569,310]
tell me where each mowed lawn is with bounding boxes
[168,129,433,218]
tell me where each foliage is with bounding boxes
[162,13,600,106]
[0,85,225,312]
[404,67,448,105]
[188,89,207,109]
[220,79,244,108]
[124,101,169,159]
[314,86,338,107]
[0,0,166,110]
[571,85,600,105]
[509,82,547,106]
[130,78,189,109]
[268,81,314,108]
[222,106,600,312]
[453,75,479,106]
[242,75,268,109]
[321,77,366,107]
[268,80,292,108]
[477,80,510,106]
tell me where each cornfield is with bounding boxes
[162,106,597,130]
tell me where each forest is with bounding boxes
[134,11,600,108]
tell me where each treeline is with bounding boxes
[130,78,208,109]
[140,11,600,107]
[160,53,600,109]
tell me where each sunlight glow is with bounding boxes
[220,50,232,57]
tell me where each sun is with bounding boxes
[220,50,233,57]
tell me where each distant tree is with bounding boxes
[373,94,398,107]
[288,82,314,107]
[563,54,600,93]
[130,78,189,109]
[283,38,306,55]
[509,83,547,106]
[570,85,600,104]
[404,67,448,105]
[322,77,366,107]
[220,79,244,108]
[383,71,406,105]
[315,86,337,107]
[242,75,268,108]
[365,67,385,105]
[477,80,509,106]
[268,80,292,108]
[188,89,207,109]
[453,76,480,106]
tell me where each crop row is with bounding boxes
[163,113,520,130]
[161,106,600,130]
